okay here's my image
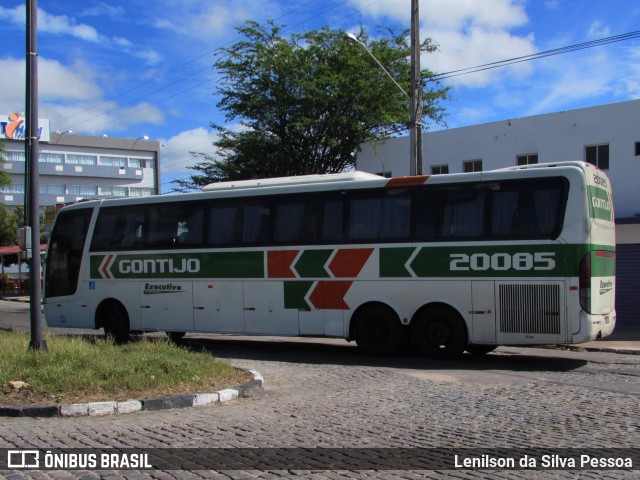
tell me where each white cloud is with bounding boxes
[80,3,126,19]
[159,128,221,176]
[0,55,164,135]
[427,28,536,86]
[347,0,528,29]
[0,4,102,43]
[524,53,616,114]
[153,0,276,39]
[587,20,611,38]
[0,57,101,110]
[0,4,161,65]
[348,0,536,88]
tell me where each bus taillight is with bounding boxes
[579,253,591,313]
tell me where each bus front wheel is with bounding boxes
[353,304,403,356]
[99,302,130,344]
[411,306,467,359]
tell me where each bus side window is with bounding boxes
[349,191,410,241]
[274,197,344,244]
[275,201,306,243]
[440,186,486,238]
[415,189,438,240]
[208,205,237,245]
[241,203,270,244]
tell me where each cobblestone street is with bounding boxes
[1,334,639,479]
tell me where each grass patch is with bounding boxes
[0,331,251,406]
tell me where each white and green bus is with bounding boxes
[44,161,616,357]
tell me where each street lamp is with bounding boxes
[131,135,149,150]
[345,30,423,176]
[53,130,72,143]
[344,33,409,100]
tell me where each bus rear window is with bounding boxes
[45,208,93,298]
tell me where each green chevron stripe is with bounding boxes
[284,281,314,310]
[294,250,332,278]
[379,247,415,277]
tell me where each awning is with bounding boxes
[0,244,48,257]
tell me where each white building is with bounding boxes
[357,99,640,331]
[1,114,160,209]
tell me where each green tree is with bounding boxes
[175,21,449,190]
[0,140,11,189]
[0,140,16,250]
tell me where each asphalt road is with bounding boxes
[1,300,639,479]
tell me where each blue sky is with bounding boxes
[1,0,639,192]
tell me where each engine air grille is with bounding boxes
[499,284,561,334]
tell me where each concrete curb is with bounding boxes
[0,369,263,418]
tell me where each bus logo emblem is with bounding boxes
[98,255,115,279]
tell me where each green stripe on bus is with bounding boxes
[90,251,264,279]
[381,244,614,278]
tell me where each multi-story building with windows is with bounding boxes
[356,99,640,331]
[1,115,160,210]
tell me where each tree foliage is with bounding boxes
[175,21,449,190]
[0,140,11,189]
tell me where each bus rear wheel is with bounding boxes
[411,306,467,359]
[354,304,403,356]
[100,302,130,344]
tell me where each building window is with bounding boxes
[1,183,24,194]
[99,156,127,167]
[585,144,609,170]
[431,164,449,175]
[67,185,98,196]
[144,159,156,169]
[635,142,640,156]
[40,152,64,164]
[517,154,538,166]
[5,151,25,162]
[130,187,154,197]
[100,186,128,197]
[40,185,65,195]
[129,158,144,168]
[463,159,482,173]
[67,154,97,166]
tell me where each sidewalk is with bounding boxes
[4,295,639,354]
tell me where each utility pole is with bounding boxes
[409,0,423,176]
[26,0,47,352]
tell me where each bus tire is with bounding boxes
[167,331,186,342]
[411,306,467,359]
[465,344,497,356]
[353,304,403,355]
[99,301,130,344]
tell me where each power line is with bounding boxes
[429,30,640,81]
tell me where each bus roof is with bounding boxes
[202,171,382,191]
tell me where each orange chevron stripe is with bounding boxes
[267,250,299,278]
[385,175,429,187]
[328,248,373,278]
[309,281,352,310]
